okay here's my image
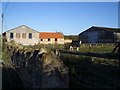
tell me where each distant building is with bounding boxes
[64,39,72,44]
[39,32,64,44]
[79,26,120,43]
[4,25,39,45]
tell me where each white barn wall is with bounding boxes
[6,25,39,45]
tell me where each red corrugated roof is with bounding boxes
[39,32,64,39]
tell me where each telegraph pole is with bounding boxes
[1,13,3,52]
[0,2,3,90]
[0,0,3,64]
[0,1,3,53]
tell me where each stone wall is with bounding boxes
[5,42,69,88]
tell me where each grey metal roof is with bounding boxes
[93,26,120,33]
[79,26,120,35]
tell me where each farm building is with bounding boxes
[3,25,65,45]
[78,26,120,43]
[64,39,72,44]
[39,32,64,44]
[4,25,39,45]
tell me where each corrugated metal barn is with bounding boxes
[78,26,120,43]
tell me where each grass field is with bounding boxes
[78,44,115,53]
[22,43,116,54]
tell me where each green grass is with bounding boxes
[22,44,64,50]
[2,52,11,66]
[16,43,115,54]
[79,44,115,53]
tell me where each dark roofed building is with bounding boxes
[78,26,120,43]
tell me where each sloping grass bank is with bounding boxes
[60,54,120,88]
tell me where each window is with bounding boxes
[22,33,26,38]
[29,33,32,39]
[48,38,50,41]
[16,33,20,38]
[41,39,43,41]
[55,38,57,41]
[10,33,13,39]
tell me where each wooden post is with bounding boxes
[53,44,54,49]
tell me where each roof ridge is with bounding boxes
[5,25,39,33]
[40,32,61,33]
[92,26,120,29]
